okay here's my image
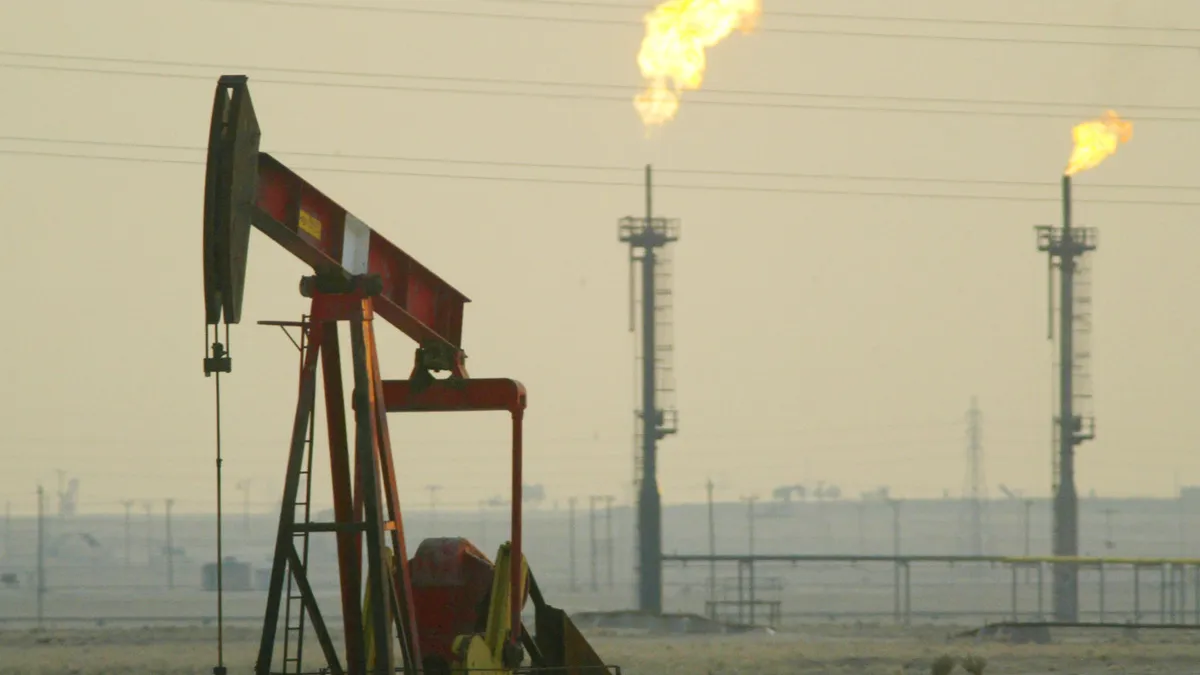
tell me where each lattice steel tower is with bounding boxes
[618,165,679,615]
[1035,175,1097,622]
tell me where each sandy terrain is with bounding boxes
[3,624,1200,675]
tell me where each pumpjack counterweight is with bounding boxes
[201,76,616,675]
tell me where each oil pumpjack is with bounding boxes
[201,75,610,675]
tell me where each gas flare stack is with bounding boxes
[1034,109,1131,622]
[618,165,680,615]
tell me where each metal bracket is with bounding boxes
[204,341,232,376]
[300,273,383,298]
[411,342,469,394]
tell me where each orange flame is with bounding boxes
[634,0,762,129]
[1064,110,1133,176]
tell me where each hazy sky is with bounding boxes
[2,0,1199,515]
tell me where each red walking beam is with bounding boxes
[203,75,470,374]
[253,154,469,352]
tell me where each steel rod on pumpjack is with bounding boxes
[511,409,524,652]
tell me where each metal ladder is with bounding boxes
[282,316,318,674]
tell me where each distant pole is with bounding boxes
[568,497,577,592]
[857,500,866,554]
[3,500,10,560]
[1102,507,1117,550]
[121,500,134,567]
[589,496,599,592]
[55,470,66,519]
[36,485,45,629]
[478,500,487,546]
[603,496,615,590]
[165,498,175,589]
[889,498,902,556]
[1180,492,1187,557]
[1023,499,1034,583]
[1023,499,1033,557]
[1176,473,1185,556]
[742,495,758,625]
[425,485,442,531]
[966,396,986,556]
[143,501,153,565]
[888,497,902,623]
[743,496,758,556]
[236,480,251,533]
[706,479,716,613]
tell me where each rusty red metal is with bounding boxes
[276,292,427,673]
[212,76,539,674]
[381,377,527,650]
[316,319,364,671]
[510,408,524,650]
[247,195,531,673]
[360,298,423,667]
[253,153,469,352]
[380,378,526,413]
[310,294,370,324]
[408,538,496,669]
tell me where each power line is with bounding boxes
[5,58,1200,123]
[4,147,1199,206]
[197,0,1200,51]
[0,148,199,168]
[6,436,1051,472]
[7,47,1200,115]
[0,418,1044,446]
[476,0,1200,37]
[3,133,1196,192]
[765,9,1200,36]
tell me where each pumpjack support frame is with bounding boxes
[256,292,528,675]
[202,75,530,675]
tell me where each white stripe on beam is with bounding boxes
[342,213,371,275]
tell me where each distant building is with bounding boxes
[202,557,252,592]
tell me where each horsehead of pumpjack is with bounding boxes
[199,75,468,389]
[201,75,258,376]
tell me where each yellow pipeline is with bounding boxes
[999,555,1200,566]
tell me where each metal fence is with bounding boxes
[663,553,1200,627]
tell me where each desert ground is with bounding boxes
[3,623,1200,675]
